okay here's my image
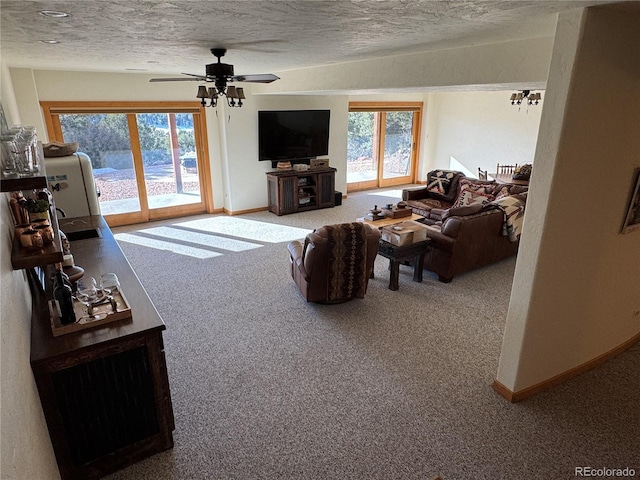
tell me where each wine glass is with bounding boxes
[76,277,99,316]
[100,273,120,295]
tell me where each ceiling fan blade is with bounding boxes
[180,72,208,79]
[231,73,280,84]
[149,72,210,82]
[149,77,205,82]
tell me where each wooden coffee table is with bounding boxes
[358,213,424,229]
[358,213,430,290]
[374,238,431,291]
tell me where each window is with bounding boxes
[41,102,213,227]
[347,102,422,192]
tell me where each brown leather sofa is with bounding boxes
[287,222,380,303]
[402,170,528,282]
[403,170,466,223]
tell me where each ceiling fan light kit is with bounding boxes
[510,89,542,106]
[151,48,278,109]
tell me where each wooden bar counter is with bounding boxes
[30,215,174,480]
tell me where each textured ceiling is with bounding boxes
[0,0,616,78]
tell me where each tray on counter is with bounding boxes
[48,289,132,337]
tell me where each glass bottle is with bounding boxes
[54,270,76,325]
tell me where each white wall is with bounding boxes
[340,89,543,183]
[257,37,553,95]
[497,6,640,394]
[1,64,21,125]
[7,33,558,213]
[428,90,542,174]
[8,69,46,139]
[1,76,61,478]
[0,200,61,480]
[13,67,546,211]
[11,70,353,213]
[222,94,349,212]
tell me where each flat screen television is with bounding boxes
[258,110,330,166]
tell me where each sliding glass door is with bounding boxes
[382,111,415,181]
[41,102,212,227]
[136,113,202,212]
[347,103,422,192]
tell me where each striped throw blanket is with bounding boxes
[325,223,368,301]
[487,196,526,242]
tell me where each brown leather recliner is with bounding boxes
[287,222,381,303]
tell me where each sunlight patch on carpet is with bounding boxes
[366,189,405,198]
[137,226,263,252]
[114,233,222,259]
[174,216,311,243]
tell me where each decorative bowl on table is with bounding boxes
[512,164,532,180]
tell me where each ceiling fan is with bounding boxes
[150,48,279,107]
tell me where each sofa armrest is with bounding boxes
[402,186,431,201]
[441,217,462,238]
[438,207,506,239]
[287,240,307,274]
[442,209,508,239]
[441,204,484,220]
[425,229,456,252]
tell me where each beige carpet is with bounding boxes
[106,187,639,480]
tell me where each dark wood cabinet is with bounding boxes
[266,167,336,215]
[29,216,174,480]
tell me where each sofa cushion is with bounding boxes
[458,178,496,195]
[453,189,495,207]
[428,208,448,221]
[404,198,442,218]
[452,179,496,207]
[427,170,457,195]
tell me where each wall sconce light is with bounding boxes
[510,90,542,106]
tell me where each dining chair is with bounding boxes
[477,168,488,180]
[496,163,518,174]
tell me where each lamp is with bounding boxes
[196,83,244,108]
[510,90,542,106]
[225,86,245,107]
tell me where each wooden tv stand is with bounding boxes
[29,215,174,480]
[266,167,336,215]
